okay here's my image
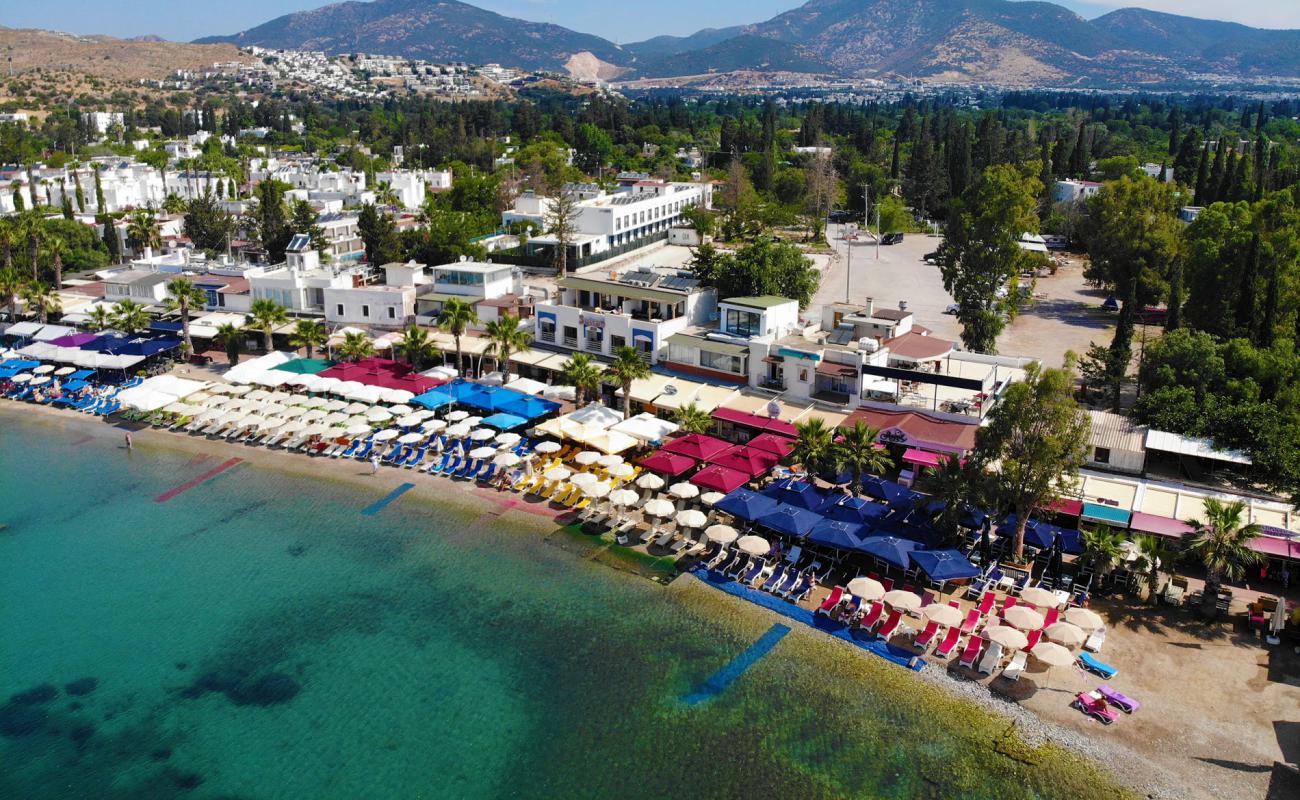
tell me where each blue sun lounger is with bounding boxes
[1078,651,1117,679]
[477,465,497,484]
[403,445,426,468]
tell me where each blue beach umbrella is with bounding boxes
[807,518,867,551]
[824,495,891,524]
[715,488,780,522]
[412,389,454,410]
[757,503,823,538]
[481,412,528,430]
[910,549,981,582]
[762,478,827,511]
[499,395,561,420]
[860,536,919,569]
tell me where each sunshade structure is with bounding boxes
[1030,641,1074,667]
[909,549,980,582]
[985,625,1029,650]
[762,478,828,511]
[505,376,548,395]
[481,412,528,430]
[638,450,697,477]
[711,406,799,438]
[1064,608,1104,631]
[807,518,868,551]
[710,446,781,478]
[117,375,208,412]
[736,535,771,556]
[567,403,624,429]
[319,357,442,395]
[224,351,298,383]
[758,503,823,538]
[715,488,780,522]
[643,498,676,518]
[690,465,751,494]
[883,589,921,612]
[704,524,738,544]
[1044,622,1086,647]
[499,395,560,421]
[1004,606,1046,631]
[578,428,639,455]
[273,357,335,374]
[846,576,886,600]
[609,412,679,444]
[744,433,796,458]
[442,380,559,416]
[923,603,964,628]
[412,388,455,410]
[863,476,923,510]
[669,482,700,500]
[1019,586,1061,608]
[635,473,665,490]
[823,496,891,524]
[860,536,919,569]
[661,434,735,462]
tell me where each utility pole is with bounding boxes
[873,184,881,260]
[844,218,852,303]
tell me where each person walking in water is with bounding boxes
[370,453,381,475]
[124,432,133,451]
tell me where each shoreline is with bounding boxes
[0,403,1211,799]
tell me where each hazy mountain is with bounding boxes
[1091,8,1300,76]
[623,27,747,61]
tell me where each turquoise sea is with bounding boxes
[0,411,1130,799]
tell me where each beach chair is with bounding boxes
[816,587,846,615]
[784,545,802,565]
[920,590,935,608]
[1072,692,1120,725]
[957,635,984,669]
[711,550,739,573]
[1000,596,1018,617]
[478,464,498,483]
[876,610,904,640]
[782,573,808,601]
[1078,652,1117,679]
[857,601,884,630]
[1042,607,1060,628]
[976,591,996,617]
[880,577,895,592]
[1096,685,1139,714]
[1024,629,1042,651]
[978,640,1004,674]
[741,560,766,583]
[933,628,961,658]
[1001,651,1027,681]
[771,569,796,595]
[1083,626,1106,652]
[913,620,941,649]
[959,609,981,635]
[726,557,752,579]
[761,566,787,592]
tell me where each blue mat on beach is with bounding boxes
[682,623,791,705]
[690,568,925,672]
[363,483,415,516]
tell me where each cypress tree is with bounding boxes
[1166,258,1184,331]
[1260,261,1279,348]
[1231,146,1251,202]
[1069,122,1090,177]
[1174,128,1200,179]
[889,136,901,181]
[1167,107,1181,156]
[1222,147,1240,202]
[1235,233,1260,337]
[1194,141,1210,203]
[61,192,74,220]
[94,167,105,212]
[1255,101,1267,135]
[1254,134,1269,196]
[1208,142,1227,203]
[1158,161,1168,183]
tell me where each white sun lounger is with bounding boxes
[1002,650,1027,682]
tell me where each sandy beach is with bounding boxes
[5,401,1297,800]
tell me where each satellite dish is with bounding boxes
[766,400,781,419]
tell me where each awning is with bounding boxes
[1048,498,1084,516]
[1129,511,1195,539]
[666,332,749,357]
[814,360,858,378]
[5,321,45,338]
[1249,536,1300,560]
[910,549,981,581]
[902,448,943,469]
[31,324,77,342]
[1081,502,1131,526]
[638,450,697,476]
[610,412,679,444]
[711,406,798,438]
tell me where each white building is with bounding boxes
[415,259,521,325]
[663,296,803,386]
[1054,179,1103,204]
[82,112,124,135]
[247,235,366,314]
[324,284,416,329]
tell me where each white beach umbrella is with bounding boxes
[279,420,307,435]
[923,603,964,627]
[1030,641,1074,668]
[396,414,425,428]
[846,576,886,601]
[215,411,244,426]
[261,403,292,418]
[398,432,425,444]
[1020,587,1061,608]
[608,489,640,508]
[267,391,293,404]
[584,481,613,499]
[246,389,270,402]
[1004,606,1046,631]
[643,498,676,518]
[607,463,635,479]
[323,412,351,426]
[163,401,201,415]
[676,509,707,529]
[28,375,50,386]
[469,446,498,460]
[469,428,496,441]
[736,535,771,556]
[422,419,447,434]
[382,390,415,404]
[544,467,572,482]
[258,417,286,432]
[446,422,472,438]
[344,402,370,415]
[239,414,267,429]
[346,423,372,436]
[388,403,414,416]
[700,491,726,507]
[574,450,602,466]
[984,625,1029,651]
[207,383,234,394]
[322,399,348,412]
[1044,622,1086,647]
[669,482,700,500]
[301,424,332,438]
[883,589,922,612]
[1064,608,1104,631]
[365,407,393,422]
[636,473,665,490]
[494,452,522,468]
[534,441,562,454]
[495,432,521,447]
[312,376,342,393]
[372,429,399,442]
[569,471,599,489]
[192,409,222,424]
[597,454,624,468]
[446,410,470,422]
[54,366,75,376]
[32,364,54,375]
[704,524,738,544]
[224,384,251,396]
[299,409,327,422]
[298,396,328,409]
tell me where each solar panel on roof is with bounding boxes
[286,233,312,252]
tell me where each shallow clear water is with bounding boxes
[0,412,1130,799]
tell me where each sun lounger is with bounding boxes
[1002,650,1027,681]
[1042,607,1060,628]
[920,590,935,608]
[959,608,981,634]
[876,610,904,639]
[780,573,805,600]
[771,569,796,595]
[1024,629,1042,651]
[978,640,1004,674]
[880,577,894,592]
[1078,651,1117,679]
[817,587,846,614]
[741,560,765,583]
[727,556,751,579]
[1000,596,1018,616]
[913,620,940,649]
[933,627,961,658]
[784,545,802,565]
[478,464,498,483]
[1096,685,1139,713]
[711,550,738,572]
[762,566,787,592]
[1072,692,1120,725]
[976,591,996,617]
[855,601,884,630]
[957,635,984,669]
[1084,627,1106,652]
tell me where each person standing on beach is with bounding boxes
[371,454,381,475]
[125,432,133,451]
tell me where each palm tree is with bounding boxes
[162,192,187,215]
[483,314,531,383]
[87,304,113,331]
[604,345,651,418]
[20,282,60,324]
[791,418,836,478]
[19,210,43,281]
[558,352,603,406]
[110,299,150,334]
[397,325,439,371]
[436,298,478,377]
[125,209,160,258]
[1079,526,1127,580]
[163,277,209,356]
[1132,534,1178,605]
[1187,498,1263,615]
[0,267,23,322]
[289,319,328,359]
[375,181,401,207]
[926,455,987,547]
[337,330,375,363]
[834,421,893,495]
[43,235,66,289]
[673,403,713,435]
[246,298,288,353]
[215,322,244,366]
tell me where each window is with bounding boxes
[610,335,626,351]
[562,325,578,348]
[387,307,396,319]
[1094,447,1111,464]
[725,309,762,338]
[700,350,744,375]
[539,319,556,343]
[336,304,344,316]
[361,305,370,318]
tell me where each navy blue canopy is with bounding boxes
[1023,524,1057,550]
[758,503,824,538]
[807,518,867,551]
[762,477,827,511]
[715,488,780,522]
[150,320,183,333]
[862,476,922,509]
[101,336,181,356]
[860,536,919,569]
[824,495,891,524]
[910,549,981,581]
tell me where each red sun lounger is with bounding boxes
[858,601,884,630]
[976,591,996,616]
[957,635,984,669]
[959,608,981,634]
[817,586,845,614]
[875,610,903,639]
[934,627,961,658]
[1072,692,1120,725]
[913,620,941,649]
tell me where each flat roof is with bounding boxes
[558,276,688,306]
[431,261,512,274]
[1145,429,1252,465]
[724,296,795,310]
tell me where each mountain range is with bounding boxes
[196,0,1300,86]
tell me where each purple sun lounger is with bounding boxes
[1096,685,1139,714]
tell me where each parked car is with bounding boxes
[880,232,904,245]
[944,303,959,315]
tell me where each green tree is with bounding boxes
[163,277,209,356]
[1186,498,1263,616]
[246,297,288,353]
[834,421,893,496]
[397,324,439,372]
[937,163,1043,353]
[483,314,530,383]
[436,298,478,377]
[374,181,401,207]
[973,361,1089,562]
[337,330,375,363]
[183,191,234,253]
[290,198,327,257]
[604,345,651,418]
[289,319,328,359]
[110,299,150,334]
[357,202,403,265]
[791,418,836,478]
[672,403,713,435]
[1079,525,1127,580]
[0,266,24,322]
[125,209,159,258]
[162,192,187,215]
[251,180,293,262]
[689,237,819,309]
[1132,534,1177,605]
[573,123,614,174]
[43,235,66,290]
[19,281,59,323]
[926,455,988,547]
[86,304,112,332]
[543,188,581,276]
[215,322,244,366]
[558,352,602,406]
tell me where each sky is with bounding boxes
[3,0,1300,45]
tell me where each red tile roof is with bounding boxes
[840,407,978,455]
[883,331,954,361]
